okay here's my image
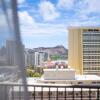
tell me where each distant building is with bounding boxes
[68,27,100,75]
[39,52,49,66]
[0,46,6,57]
[43,68,75,80]
[34,52,40,66]
[25,50,49,67]
[37,68,100,85]
[34,52,49,66]
[0,57,7,66]
[42,60,68,68]
[6,40,17,66]
[0,47,7,66]
[25,50,35,66]
[6,40,24,66]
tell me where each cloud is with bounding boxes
[0,9,13,35]
[18,11,36,26]
[0,14,6,27]
[39,1,60,21]
[83,0,100,13]
[57,0,75,10]
[18,11,67,48]
[68,20,100,27]
[56,0,100,21]
[18,0,25,4]
[76,0,100,20]
[18,11,66,38]
[21,23,67,37]
[17,0,100,48]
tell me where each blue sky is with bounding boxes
[18,0,100,49]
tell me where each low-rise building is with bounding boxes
[11,68,100,100]
[37,68,100,85]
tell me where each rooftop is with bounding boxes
[68,26,100,29]
[76,75,100,81]
[44,68,74,71]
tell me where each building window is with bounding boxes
[88,29,94,31]
[92,82,96,84]
[70,82,73,84]
[48,92,52,96]
[50,82,55,84]
[97,82,100,84]
[78,82,83,84]
[68,92,73,96]
[38,92,42,96]
[94,29,99,32]
[32,92,35,96]
[58,92,63,96]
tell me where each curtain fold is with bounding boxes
[0,0,29,99]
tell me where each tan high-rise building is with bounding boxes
[68,27,100,75]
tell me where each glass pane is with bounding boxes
[0,0,28,100]
[0,0,22,83]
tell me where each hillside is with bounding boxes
[33,45,68,60]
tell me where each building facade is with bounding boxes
[34,52,40,66]
[25,51,35,66]
[37,68,100,85]
[6,40,25,66]
[6,40,17,66]
[68,27,100,75]
[25,50,49,67]
[39,52,49,66]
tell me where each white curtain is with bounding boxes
[0,0,28,99]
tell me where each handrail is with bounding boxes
[0,83,99,100]
[0,83,100,88]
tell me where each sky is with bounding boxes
[18,0,100,49]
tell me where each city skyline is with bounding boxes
[18,0,100,49]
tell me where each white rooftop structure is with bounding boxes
[15,72,100,87]
[17,68,100,85]
[36,68,100,85]
[43,68,75,80]
[75,75,100,81]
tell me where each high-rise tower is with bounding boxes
[68,27,100,75]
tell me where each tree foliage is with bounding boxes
[26,68,42,77]
[50,55,62,60]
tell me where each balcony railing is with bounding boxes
[0,83,100,100]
